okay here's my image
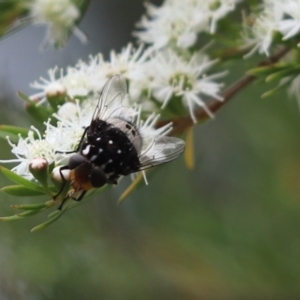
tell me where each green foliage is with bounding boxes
[0,166,46,193]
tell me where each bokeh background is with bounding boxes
[1,1,300,299]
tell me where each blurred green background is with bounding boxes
[1,1,300,299]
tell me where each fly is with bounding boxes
[54,75,185,209]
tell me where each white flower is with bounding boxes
[208,0,238,34]
[30,67,65,103]
[0,100,93,179]
[134,0,239,50]
[241,0,300,56]
[30,44,150,104]
[0,128,55,180]
[242,0,300,57]
[106,44,151,79]
[242,1,283,57]
[61,44,151,99]
[277,0,300,41]
[147,50,226,122]
[62,65,101,98]
[27,0,87,47]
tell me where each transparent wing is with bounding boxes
[123,136,185,174]
[92,75,127,122]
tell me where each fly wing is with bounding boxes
[123,136,185,174]
[92,75,127,122]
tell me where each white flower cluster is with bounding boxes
[243,0,300,56]
[30,44,149,102]
[1,0,230,180]
[31,44,225,122]
[0,86,180,181]
[134,0,240,50]
[28,0,228,121]
[27,0,86,47]
[148,50,226,122]
[0,100,92,179]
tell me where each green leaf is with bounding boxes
[0,6,29,40]
[17,91,35,104]
[247,65,287,77]
[0,166,45,193]
[0,209,40,221]
[260,80,289,98]
[0,125,29,138]
[0,131,13,141]
[1,185,45,196]
[11,201,53,210]
[265,67,300,82]
[261,86,284,99]
[47,209,62,218]
[31,210,64,232]
[118,174,144,204]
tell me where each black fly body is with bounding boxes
[54,75,185,209]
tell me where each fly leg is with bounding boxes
[58,191,86,210]
[53,165,70,202]
[73,191,87,202]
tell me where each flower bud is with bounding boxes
[46,83,68,109]
[29,158,49,187]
